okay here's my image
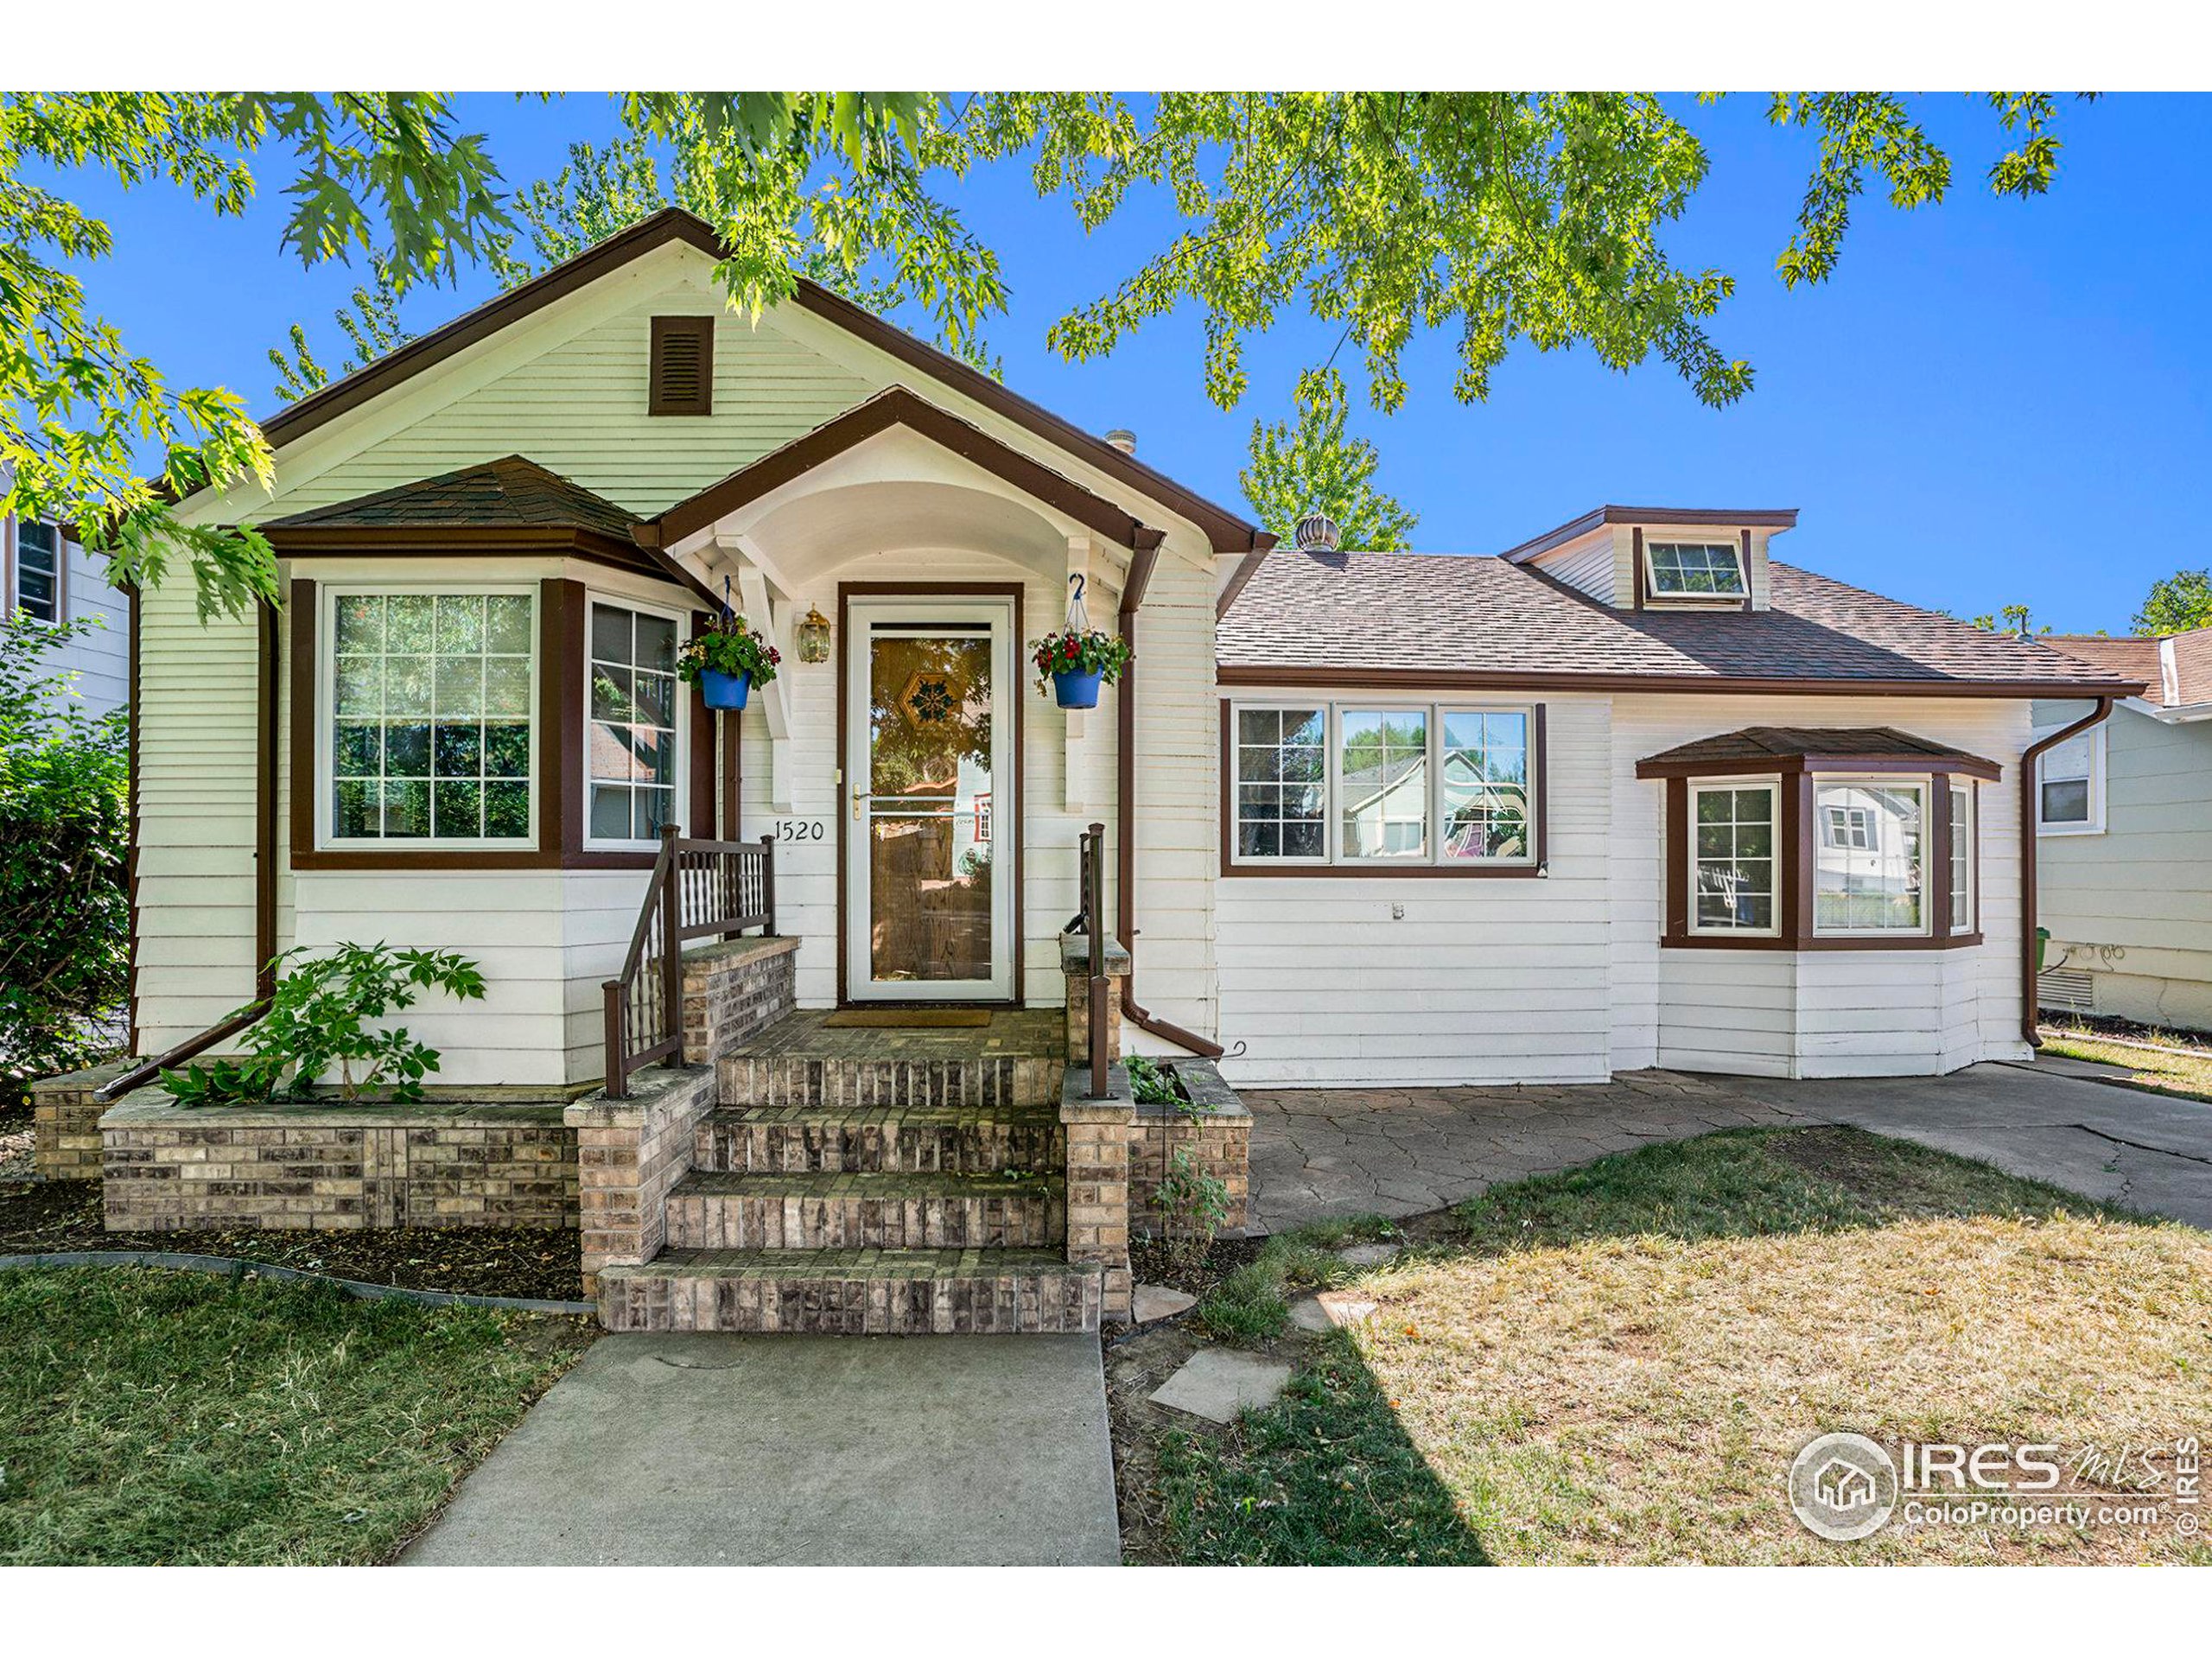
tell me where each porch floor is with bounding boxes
[728,1007,1063,1064]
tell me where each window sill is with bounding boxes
[1223,861,1545,880]
[293,846,655,872]
[1662,930,1984,953]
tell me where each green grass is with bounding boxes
[1153,1128,2211,1565]
[2041,1025,2212,1104]
[1195,1212,1399,1343]
[0,1266,593,1565]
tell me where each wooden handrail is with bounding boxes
[1067,821,1109,1098]
[601,826,777,1098]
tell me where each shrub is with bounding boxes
[162,941,485,1104]
[0,614,128,1100]
[1153,1144,1231,1273]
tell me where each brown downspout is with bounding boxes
[1116,543,1224,1058]
[98,596,283,1102]
[2018,696,2113,1050]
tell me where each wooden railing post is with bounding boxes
[1087,820,1109,1099]
[601,979,628,1098]
[760,832,778,936]
[659,823,683,1063]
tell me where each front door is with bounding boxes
[842,595,1016,1001]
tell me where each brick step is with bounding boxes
[696,1103,1063,1175]
[596,1249,1101,1334]
[717,1008,1066,1111]
[664,1170,1065,1250]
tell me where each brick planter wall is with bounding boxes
[1060,1067,1135,1323]
[98,1098,575,1230]
[568,934,798,1290]
[1130,1060,1251,1234]
[30,1060,131,1181]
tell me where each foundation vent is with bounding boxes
[2036,968,2095,1016]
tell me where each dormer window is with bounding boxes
[1645,540,1745,600]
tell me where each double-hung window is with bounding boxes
[1811,780,1925,934]
[11,519,62,623]
[1948,783,1976,933]
[1645,540,1745,600]
[1688,782,1778,934]
[325,588,537,846]
[1231,702,1539,870]
[2035,726,2105,834]
[587,599,682,846]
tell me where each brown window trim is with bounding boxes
[1216,697,1548,879]
[648,315,714,416]
[1658,766,1984,951]
[287,575,715,872]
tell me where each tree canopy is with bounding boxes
[1240,369,1417,551]
[5,90,2078,618]
[2133,569,2212,636]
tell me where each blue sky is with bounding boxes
[64,92,2209,634]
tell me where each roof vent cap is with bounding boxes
[1294,510,1341,554]
[1104,428,1137,454]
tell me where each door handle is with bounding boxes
[853,785,868,823]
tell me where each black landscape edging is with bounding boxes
[0,1250,596,1315]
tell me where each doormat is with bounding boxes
[823,1008,994,1029]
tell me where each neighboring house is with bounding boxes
[3,500,131,716]
[2035,628,2212,1032]
[102,208,2133,1095]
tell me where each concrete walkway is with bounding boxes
[403,1332,1120,1566]
[1243,1060,2212,1233]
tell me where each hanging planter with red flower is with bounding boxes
[1029,628,1133,709]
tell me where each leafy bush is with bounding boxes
[0,614,128,1099]
[1153,1144,1231,1274]
[1124,1053,1179,1106]
[162,941,485,1104]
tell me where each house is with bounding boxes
[3,496,131,717]
[2035,627,2212,1032]
[33,208,2134,1333]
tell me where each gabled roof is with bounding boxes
[2045,630,2212,709]
[1634,727,2003,779]
[647,386,1166,553]
[1216,550,2145,697]
[249,208,1270,556]
[264,455,639,540]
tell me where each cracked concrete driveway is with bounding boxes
[1242,1059,2212,1233]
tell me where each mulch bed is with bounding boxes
[1128,1230,1267,1300]
[0,1179,585,1302]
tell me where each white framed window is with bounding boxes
[1231,705,1328,862]
[11,518,62,623]
[1812,779,1927,936]
[1337,708,1430,861]
[1646,540,1745,600]
[321,586,537,848]
[586,595,684,848]
[1688,780,1779,935]
[2035,725,2106,835]
[1231,702,1539,869]
[1821,804,1875,850]
[1949,782,1975,933]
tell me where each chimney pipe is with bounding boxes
[1104,429,1137,455]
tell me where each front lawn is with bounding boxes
[1145,1128,2212,1565]
[0,1266,593,1564]
[2040,1020,2212,1104]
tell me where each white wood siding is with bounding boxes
[1532,537,1617,604]
[1217,695,1613,1085]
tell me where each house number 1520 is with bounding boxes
[774,820,825,842]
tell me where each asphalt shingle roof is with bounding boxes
[1217,551,2140,692]
[1636,726,1996,772]
[265,456,640,541]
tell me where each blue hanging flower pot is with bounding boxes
[1052,666,1104,709]
[699,669,752,710]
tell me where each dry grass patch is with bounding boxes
[2040,1024,2212,1105]
[1355,1130,2212,1563]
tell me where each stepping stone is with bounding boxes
[1287,1291,1380,1332]
[1148,1349,1292,1424]
[1337,1243,1397,1268]
[1131,1283,1197,1324]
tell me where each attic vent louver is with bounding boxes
[1294,510,1341,553]
[649,315,714,416]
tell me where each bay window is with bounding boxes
[326,588,536,845]
[1229,701,1541,872]
[1641,728,1995,950]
